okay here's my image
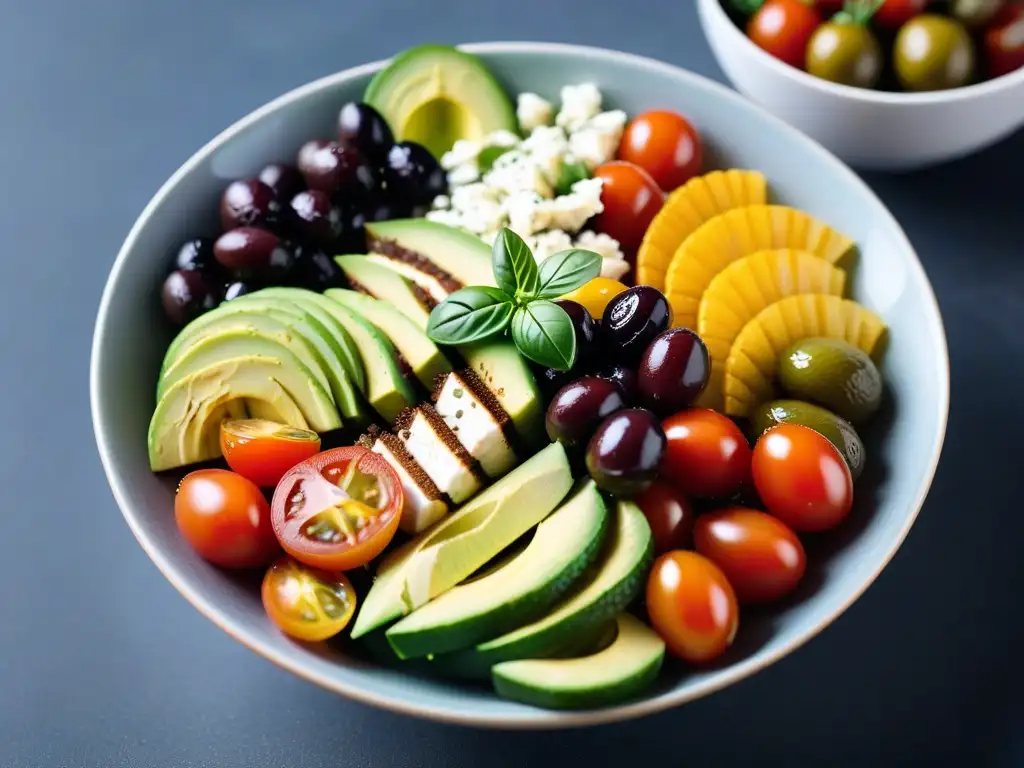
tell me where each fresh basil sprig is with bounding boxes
[425,227,602,371]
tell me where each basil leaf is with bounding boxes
[492,227,539,299]
[426,286,514,345]
[555,159,590,196]
[534,249,603,299]
[511,300,577,371]
[478,146,511,173]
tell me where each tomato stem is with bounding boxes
[835,0,884,24]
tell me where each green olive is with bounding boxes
[749,399,865,479]
[776,337,883,424]
[807,22,883,88]
[950,0,1005,28]
[894,14,976,91]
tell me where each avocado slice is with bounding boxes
[491,613,666,710]
[160,331,341,433]
[324,288,452,391]
[432,501,653,679]
[366,219,494,291]
[460,340,545,448]
[148,356,319,471]
[364,44,517,158]
[335,254,434,329]
[350,442,573,639]
[385,480,608,659]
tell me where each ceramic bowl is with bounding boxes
[91,42,949,728]
[697,0,1024,171]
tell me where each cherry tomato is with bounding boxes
[220,419,321,488]
[175,469,280,569]
[660,408,752,499]
[985,3,1024,79]
[693,507,806,604]
[618,110,703,192]
[752,424,853,533]
[592,161,665,252]
[747,0,822,70]
[560,276,629,318]
[646,550,739,663]
[261,557,356,641]
[634,480,695,554]
[271,446,403,571]
[873,0,930,29]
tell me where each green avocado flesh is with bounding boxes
[460,340,544,448]
[385,480,608,659]
[491,613,666,710]
[365,218,494,290]
[364,45,517,158]
[335,255,433,330]
[350,442,573,639]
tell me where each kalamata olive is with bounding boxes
[586,408,666,497]
[638,328,710,415]
[546,376,626,447]
[297,139,331,179]
[173,237,217,273]
[223,280,260,302]
[601,285,673,364]
[554,299,597,366]
[535,365,576,401]
[289,190,344,249]
[289,248,346,291]
[300,141,381,201]
[219,178,282,232]
[366,201,411,222]
[162,269,221,326]
[384,141,447,205]
[338,206,369,252]
[337,102,394,162]
[595,364,639,404]
[258,162,305,201]
[214,227,295,281]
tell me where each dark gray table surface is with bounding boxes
[3,1,1022,765]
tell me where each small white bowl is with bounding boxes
[698,0,1024,171]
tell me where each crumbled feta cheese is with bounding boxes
[441,138,483,170]
[447,162,480,187]
[574,230,624,261]
[537,177,604,232]
[505,192,552,237]
[451,183,501,209]
[529,230,575,262]
[569,110,628,170]
[517,92,555,133]
[486,129,523,149]
[483,152,553,198]
[601,257,631,281]
[432,194,451,210]
[425,209,464,229]
[556,83,603,132]
[522,125,570,155]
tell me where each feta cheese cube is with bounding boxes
[447,162,480,187]
[569,110,628,170]
[529,229,574,262]
[483,152,553,198]
[537,177,604,233]
[505,192,552,237]
[556,83,603,132]
[517,92,555,133]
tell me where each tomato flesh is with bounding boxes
[221,418,321,488]
[592,161,665,252]
[618,110,703,192]
[747,0,822,70]
[986,3,1024,79]
[271,446,402,571]
[634,480,695,555]
[262,557,356,641]
[660,408,752,499]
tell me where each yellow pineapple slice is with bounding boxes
[696,249,846,409]
[636,170,767,290]
[723,294,887,418]
[664,205,855,331]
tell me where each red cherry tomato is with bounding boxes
[618,110,703,192]
[592,161,665,252]
[873,0,930,28]
[175,469,280,569]
[220,419,321,488]
[752,424,853,533]
[985,3,1024,79]
[693,507,806,604]
[646,550,739,663]
[262,557,356,641]
[660,408,752,499]
[271,446,403,571]
[634,480,695,555]
[747,0,822,70]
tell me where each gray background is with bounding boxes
[3,1,1022,765]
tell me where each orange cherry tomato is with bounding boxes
[593,161,665,252]
[646,550,739,663]
[220,419,321,488]
[747,0,822,70]
[634,480,695,555]
[873,0,930,28]
[270,446,402,571]
[752,424,853,533]
[985,3,1024,79]
[618,110,703,192]
[262,557,356,641]
[175,469,280,569]
[660,408,752,499]
[694,507,806,604]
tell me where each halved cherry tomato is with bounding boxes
[660,408,752,499]
[618,110,703,192]
[262,557,356,641]
[592,161,665,252]
[752,424,853,532]
[694,507,806,603]
[646,550,739,663]
[271,446,402,571]
[873,0,930,29]
[747,0,822,70]
[220,419,321,488]
[175,469,280,569]
[985,3,1024,79]
[634,480,695,555]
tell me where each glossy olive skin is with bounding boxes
[546,376,626,447]
[894,15,976,91]
[219,178,283,232]
[173,237,217,273]
[384,141,447,206]
[258,162,305,201]
[749,399,865,480]
[638,328,710,416]
[777,337,882,424]
[223,280,259,302]
[289,249,346,291]
[950,0,1005,28]
[595,364,639,404]
[806,22,882,88]
[585,408,667,497]
[214,227,296,281]
[554,299,597,366]
[162,269,220,326]
[601,286,673,364]
[302,142,382,201]
[337,102,394,162]
[289,189,344,249]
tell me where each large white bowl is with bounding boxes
[91,42,949,728]
[698,0,1024,171]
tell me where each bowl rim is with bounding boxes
[698,0,1024,104]
[90,40,950,729]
